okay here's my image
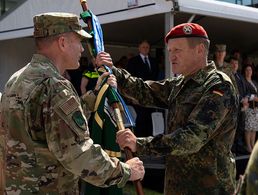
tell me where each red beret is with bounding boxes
[165,23,208,43]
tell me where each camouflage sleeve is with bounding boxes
[136,82,236,156]
[239,141,258,194]
[46,87,130,187]
[112,67,172,108]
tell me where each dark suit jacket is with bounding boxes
[126,55,158,81]
[234,71,248,101]
[125,54,159,137]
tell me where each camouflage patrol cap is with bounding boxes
[215,44,226,52]
[33,12,92,39]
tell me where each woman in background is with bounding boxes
[80,57,99,95]
[243,64,258,152]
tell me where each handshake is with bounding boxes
[116,129,145,181]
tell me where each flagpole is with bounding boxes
[79,1,144,195]
[113,105,144,195]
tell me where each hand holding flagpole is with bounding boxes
[79,1,144,195]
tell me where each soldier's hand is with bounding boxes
[126,157,145,181]
[116,129,137,152]
[107,74,117,89]
[95,51,113,68]
[95,72,110,91]
[95,73,117,91]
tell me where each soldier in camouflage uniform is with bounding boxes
[0,12,145,194]
[214,44,228,70]
[104,23,239,194]
[238,140,258,194]
[214,44,238,93]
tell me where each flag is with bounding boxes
[80,10,134,195]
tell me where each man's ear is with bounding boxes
[197,43,205,55]
[57,35,67,52]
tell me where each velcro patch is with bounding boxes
[60,97,78,115]
[72,111,87,129]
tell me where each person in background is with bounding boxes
[126,40,158,81]
[126,40,159,137]
[0,12,144,194]
[230,57,249,155]
[214,44,239,99]
[214,44,229,69]
[80,57,99,95]
[231,49,243,71]
[242,64,258,153]
[98,23,238,194]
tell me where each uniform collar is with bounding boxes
[139,53,148,60]
[31,54,59,73]
[183,61,217,85]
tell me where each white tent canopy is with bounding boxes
[178,0,258,23]
[1,0,258,41]
[0,0,172,41]
[1,0,258,91]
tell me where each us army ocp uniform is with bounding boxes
[1,54,130,194]
[1,12,130,194]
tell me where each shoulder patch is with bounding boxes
[60,96,78,115]
[72,110,87,129]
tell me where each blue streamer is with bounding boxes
[90,10,135,128]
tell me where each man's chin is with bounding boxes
[172,69,180,75]
[68,63,80,70]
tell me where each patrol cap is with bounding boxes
[165,23,208,43]
[33,12,92,39]
[215,44,226,52]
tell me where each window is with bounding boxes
[0,0,23,16]
[216,0,255,6]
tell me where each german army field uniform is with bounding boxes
[112,61,238,194]
[239,141,258,194]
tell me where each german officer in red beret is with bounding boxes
[97,23,238,194]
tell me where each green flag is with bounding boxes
[83,82,123,195]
